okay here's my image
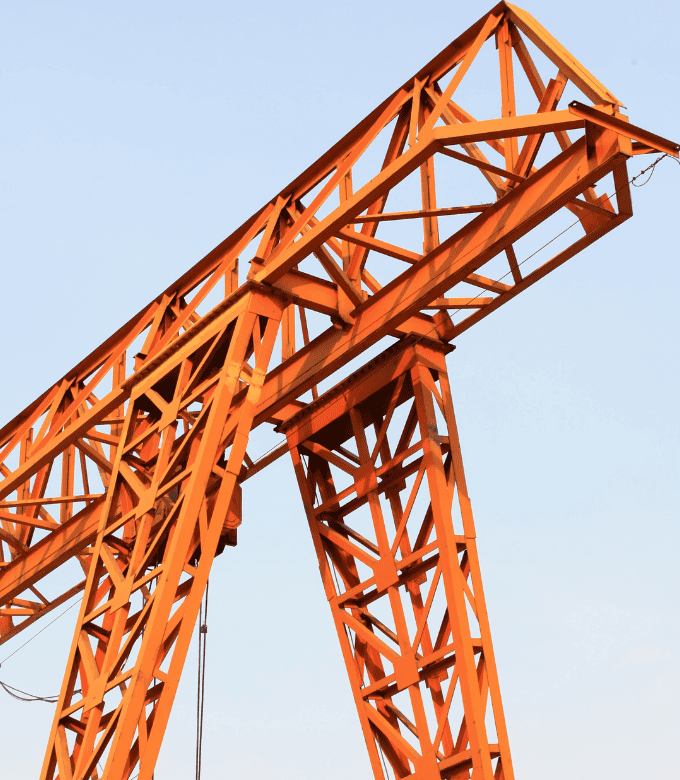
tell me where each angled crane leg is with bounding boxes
[283,339,514,780]
[40,289,284,780]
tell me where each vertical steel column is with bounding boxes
[283,338,514,780]
[40,289,284,780]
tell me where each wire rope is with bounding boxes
[195,579,209,780]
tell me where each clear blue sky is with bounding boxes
[0,1,678,778]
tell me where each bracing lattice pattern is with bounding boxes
[39,289,283,780]
[0,2,677,778]
[285,339,513,780]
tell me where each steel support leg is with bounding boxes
[40,289,283,780]
[283,339,514,780]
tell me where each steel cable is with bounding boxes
[195,579,209,780]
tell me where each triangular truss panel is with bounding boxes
[283,339,514,780]
[0,3,676,779]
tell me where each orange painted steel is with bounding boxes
[283,338,513,780]
[0,3,677,779]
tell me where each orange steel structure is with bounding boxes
[0,4,677,779]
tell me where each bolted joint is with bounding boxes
[249,367,266,388]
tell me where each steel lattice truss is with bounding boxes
[0,4,676,779]
[284,339,512,780]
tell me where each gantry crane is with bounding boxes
[0,4,677,779]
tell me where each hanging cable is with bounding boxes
[631,153,668,186]
[0,596,83,703]
[0,676,81,703]
[378,742,393,780]
[0,596,82,667]
[195,579,209,780]
[0,680,60,703]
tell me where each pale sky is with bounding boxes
[0,1,678,778]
